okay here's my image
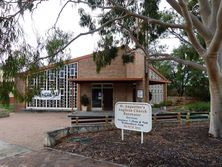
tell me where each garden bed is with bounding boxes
[54,123,222,167]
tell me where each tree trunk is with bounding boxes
[208,81,222,137]
[206,55,222,137]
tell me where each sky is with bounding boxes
[20,0,180,58]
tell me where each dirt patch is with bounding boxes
[54,123,222,167]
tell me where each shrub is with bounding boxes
[184,102,210,112]
[152,100,173,108]
[162,100,173,106]
[153,103,161,108]
[0,104,14,112]
[80,95,89,106]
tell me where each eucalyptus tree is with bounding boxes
[0,1,71,104]
[1,0,222,137]
[154,44,209,100]
[53,0,222,138]
[0,0,42,105]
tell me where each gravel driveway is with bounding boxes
[0,112,70,150]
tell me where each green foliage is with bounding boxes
[93,46,118,73]
[80,95,89,106]
[0,104,14,112]
[0,81,13,106]
[2,53,26,79]
[153,100,173,108]
[0,28,71,105]
[78,0,164,69]
[153,44,209,100]
[184,102,210,112]
[78,8,95,30]
[186,71,209,101]
[122,53,134,64]
[46,29,71,64]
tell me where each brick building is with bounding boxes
[15,48,169,112]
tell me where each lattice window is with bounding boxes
[27,62,78,110]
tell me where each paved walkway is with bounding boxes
[0,112,70,150]
[0,148,123,167]
[0,112,123,166]
[0,140,30,160]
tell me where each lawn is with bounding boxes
[167,101,210,113]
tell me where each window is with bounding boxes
[59,70,65,79]
[60,88,64,96]
[49,73,54,81]
[69,68,76,76]
[30,78,35,86]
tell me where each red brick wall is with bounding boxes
[9,97,14,104]
[78,49,127,78]
[14,76,26,112]
[126,49,145,78]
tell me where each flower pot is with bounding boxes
[81,105,87,111]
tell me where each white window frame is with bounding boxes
[60,88,65,96]
[69,68,76,76]
[59,70,65,79]
[49,73,55,81]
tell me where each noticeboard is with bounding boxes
[115,102,152,132]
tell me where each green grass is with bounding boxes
[184,102,210,112]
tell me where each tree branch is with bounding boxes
[118,23,149,58]
[0,0,44,20]
[109,0,185,29]
[53,0,71,27]
[33,14,129,64]
[166,0,212,42]
[209,0,221,33]
[169,29,192,46]
[54,0,112,27]
[178,0,206,56]
[149,53,207,71]
[208,1,222,56]
[69,0,112,9]
[198,0,211,26]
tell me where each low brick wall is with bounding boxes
[44,124,115,147]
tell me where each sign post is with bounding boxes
[141,132,143,144]
[115,102,152,144]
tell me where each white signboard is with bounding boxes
[137,90,144,98]
[33,90,61,100]
[115,102,152,132]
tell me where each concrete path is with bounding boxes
[0,140,30,160]
[0,148,123,167]
[0,112,123,166]
[0,112,70,150]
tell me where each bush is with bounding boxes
[152,100,173,108]
[80,95,89,106]
[162,100,173,106]
[184,102,210,112]
[0,104,14,112]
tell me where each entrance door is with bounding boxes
[103,88,113,110]
[91,84,113,111]
[92,88,102,110]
